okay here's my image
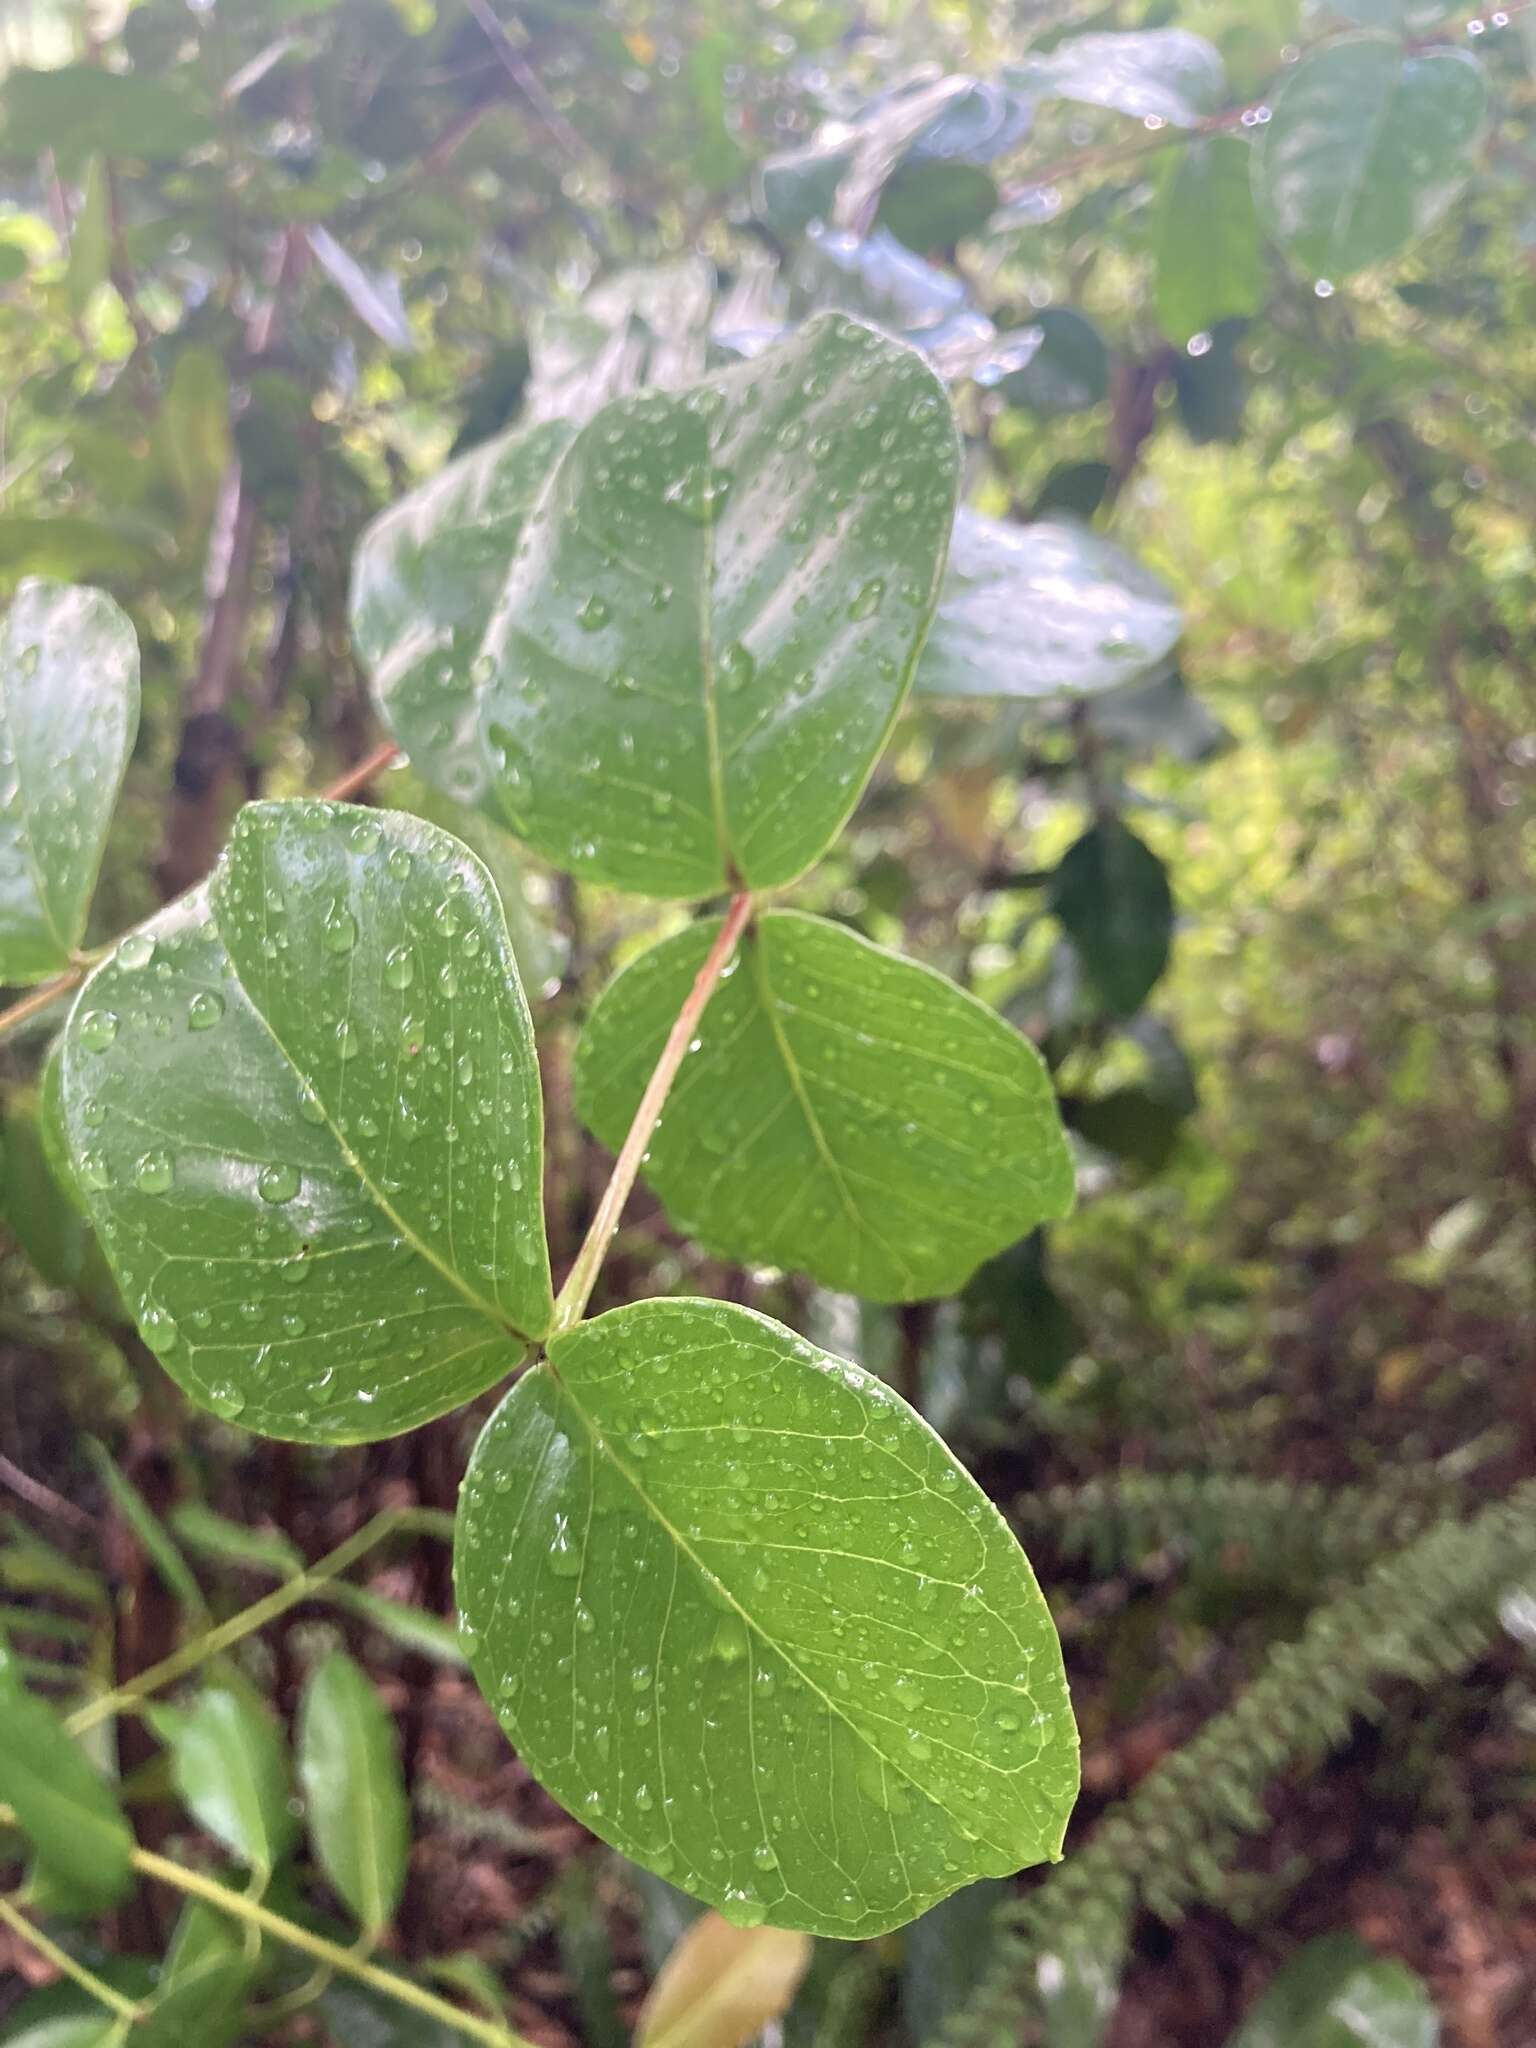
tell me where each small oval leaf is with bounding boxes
[59,801,550,1443]
[1048,818,1174,1020]
[456,1297,1079,1939]
[298,1650,410,1935]
[575,910,1074,1301]
[0,580,139,984]
[167,1682,296,1875]
[636,1911,812,2048]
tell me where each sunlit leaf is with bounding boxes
[299,1651,410,1935]
[0,1645,134,1912]
[0,580,139,984]
[474,314,959,897]
[59,802,550,1444]
[636,1910,812,2048]
[1253,36,1487,278]
[456,1296,1079,1938]
[1155,135,1265,345]
[574,910,1074,1301]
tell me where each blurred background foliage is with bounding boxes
[1,0,1534,2042]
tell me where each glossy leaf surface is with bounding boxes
[1155,137,1265,345]
[456,1297,1079,1937]
[298,1651,410,1934]
[1254,37,1487,278]
[475,313,959,897]
[1049,818,1174,1019]
[167,1682,297,1875]
[1011,31,1225,128]
[575,910,1074,1301]
[350,418,574,810]
[635,1910,812,2048]
[917,514,1182,702]
[0,1647,133,1912]
[60,802,550,1443]
[0,580,139,983]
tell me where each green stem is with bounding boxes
[551,889,755,1335]
[0,1895,143,2021]
[66,1507,448,1736]
[131,1850,534,2048]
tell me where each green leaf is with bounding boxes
[0,68,215,167]
[455,1296,1079,1938]
[137,1901,255,2048]
[1253,36,1487,279]
[1036,1908,1130,2048]
[917,514,1182,702]
[157,345,233,528]
[0,1645,134,1911]
[900,1879,1006,2043]
[1010,31,1225,128]
[0,580,140,984]
[1228,1931,1438,2048]
[0,1981,140,2047]
[997,310,1109,416]
[1172,321,1247,445]
[59,800,551,1444]
[317,1981,463,2046]
[298,1650,410,1935]
[168,1504,304,1579]
[877,161,997,252]
[474,313,959,897]
[167,1681,297,1876]
[1031,463,1112,522]
[1155,136,1265,345]
[64,158,111,321]
[322,1583,467,1665]
[349,416,575,813]
[574,910,1074,1302]
[1048,818,1174,1019]
[0,1075,119,1317]
[84,1440,209,1624]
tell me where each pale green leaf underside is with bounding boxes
[476,311,960,897]
[1253,36,1487,279]
[0,578,139,983]
[575,910,1075,1303]
[455,1297,1078,1938]
[350,417,574,812]
[60,801,550,1444]
[917,513,1181,702]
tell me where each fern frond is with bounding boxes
[936,1481,1536,2048]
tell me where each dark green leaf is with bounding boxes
[1031,463,1112,522]
[1062,1089,1185,1172]
[956,1233,1084,1397]
[0,1645,134,1911]
[917,514,1182,702]
[1036,1906,1130,2048]
[556,1862,626,2048]
[316,1981,463,2046]
[997,310,1109,416]
[299,1651,410,1935]
[0,580,139,984]
[901,1879,1006,2042]
[59,801,550,1443]
[877,161,997,252]
[1253,37,1487,279]
[1010,31,1225,128]
[1086,670,1228,764]
[574,910,1074,1301]
[350,420,575,812]
[1172,321,1247,445]
[0,1071,119,1317]
[167,1681,297,1875]
[85,1440,208,1624]
[456,1296,1080,1937]
[1155,136,1265,345]
[1228,1931,1438,2048]
[474,314,959,897]
[1048,818,1174,1018]
[64,159,111,321]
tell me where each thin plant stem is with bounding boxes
[129,1850,534,2048]
[551,890,754,1334]
[0,1895,143,2021]
[65,1507,445,1736]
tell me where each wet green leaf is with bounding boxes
[0,1647,133,1912]
[0,580,139,984]
[1049,818,1174,1019]
[574,910,1074,1301]
[917,514,1182,702]
[299,1651,410,1935]
[1229,1932,1438,2048]
[456,1296,1079,1938]
[1155,136,1265,345]
[1253,36,1487,278]
[475,313,959,897]
[59,801,550,1444]
[167,1681,297,1875]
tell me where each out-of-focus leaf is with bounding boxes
[1035,1904,1130,2048]
[1063,1088,1186,1172]
[956,1233,1084,1398]
[306,225,414,350]
[1173,320,1247,444]
[1304,0,1446,30]
[1032,462,1112,522]
[137,1900,254,2048]
[636,1910,812,2048]
[299,1651,410,1935]
[0,579,139,984]
[0,1643,134,1911]
[1155,136,1265,345]
[917,513,1182,702]
[1,1067,119,1317]
[1086,669,1229,764]
[525,259,715,427]
[157,346,232,527]
[997,309,1109,415]
[0,67,215,166]
[322,1583,467,1666]
[556,1862,626,2048]
[878,159,997,251]
[1227,1931,1438,2048]
[85,1439,208,1623]
[168,1505,303,1579]
[316,1980,462,2046]
[901,1879,1006,2043]
[1253,36,1487,278]
[1010,31,1225,128]
[0,518,166,581]
[1049,817,1174,1017]
[166,1681,297,1876]
[64,157,110,319]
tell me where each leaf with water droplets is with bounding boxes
[59,801,550,1443]
[350,418,575,812]
[574,910,1074,1302]
[1253,36,1487,279]
[915,514,1182,702]
[473,312,959,897]
[456,1297,1078,1939]
[0,579,139,983]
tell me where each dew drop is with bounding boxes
[135,1150,173,1194]
[188,990,224,1031]
[117,932,155,970]
[258,1162,301,1204]
[208,1382,247,1421]
[78,1010,119,1052]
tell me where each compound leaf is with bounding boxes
[298,1651,410,1935]
[0,580,139,984]
[574,910,1074,1302]
[475,313,959,897]
[456,1298,1079,1939]
[1253,36,1487,278]
[59,801,550,1444]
